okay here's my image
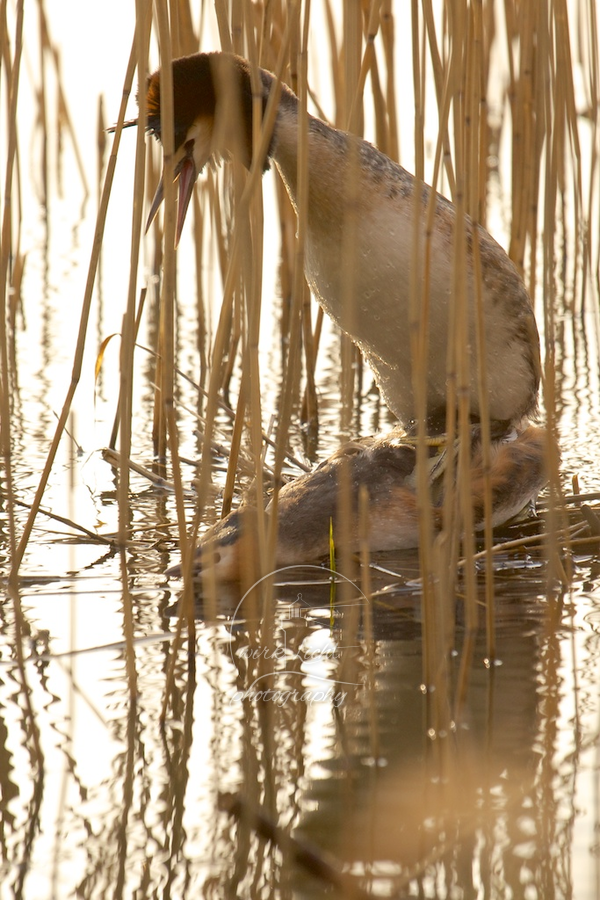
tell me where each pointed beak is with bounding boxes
[145,143,198,246]
[174,155,197,245]
[145,177,165,234]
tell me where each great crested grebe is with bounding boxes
[135,52,546,580]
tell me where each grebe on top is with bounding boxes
[136,52,546,580]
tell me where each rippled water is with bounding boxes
[2,4,600,899]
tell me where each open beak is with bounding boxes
[145,142,197,246]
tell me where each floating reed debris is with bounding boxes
[218,790,379,899]
[12,498,115,547]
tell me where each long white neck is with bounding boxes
[259,72,540,429]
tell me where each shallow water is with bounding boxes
[4,557,600,897]
[2,5,600,899]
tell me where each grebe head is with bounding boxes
[143,53,267,243]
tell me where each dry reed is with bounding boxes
[1,0,45,771]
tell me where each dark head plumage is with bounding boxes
[144,52,268,168]
[145,54,218,152]
[138,52,276,242]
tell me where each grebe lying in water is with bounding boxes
[135,52,546,580]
